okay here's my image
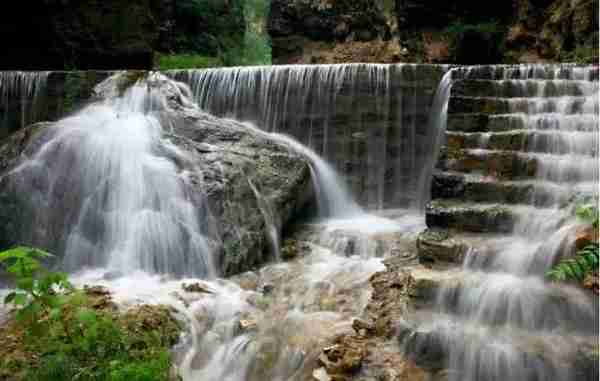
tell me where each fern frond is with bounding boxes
[547,243,599,282]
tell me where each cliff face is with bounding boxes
[268,0,394,64]
[268,0,599,64]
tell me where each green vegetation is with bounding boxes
[157,54,221,70]
[547,244,599,282]
[576,203,600,229]
[0,247,180,381]
[158,0,271,69]
[547,204,599,283]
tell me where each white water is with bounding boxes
[169,64,451,210]
[0,71,49,137]
[0,70,415,380]
[7,73,216,277]
[67,209,422,381]
[402,64,599,381]
[417,69,454,210]
[0,64,596,381]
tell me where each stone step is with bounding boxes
[438,148,536,179]
[438,148,598,182]
[425,200,516,233]
[452,65,599,81]
[409,268,599,333]
[448,95,598,115]
[398,310,599,380]
[447,113,599,133]
[424,199,582,234]
[431,171,598,206]
[446,130,599,155]
[452,79,599,98]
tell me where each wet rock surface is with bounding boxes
[312,255,441,381]
[417,229,468,264]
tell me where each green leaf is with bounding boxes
[0,246,52,262]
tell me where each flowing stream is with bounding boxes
[0,71,422,380]
[0,64,597,380]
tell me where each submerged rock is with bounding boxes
[182,282,214,294]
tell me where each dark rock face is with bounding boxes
[0,74,313,277]
[268,0,389,63]
[395,0,598,63]
[395,0,514,31]
[0,1,174,70]
[0,0,246,70]
[514,0,599,61]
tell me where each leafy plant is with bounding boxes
[546,202,600,282]
[0,246,72,332]
[547,244,599,282]
[575,203,599,229]
[0,247,178,380]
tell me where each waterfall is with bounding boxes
[402,64,599,381]
[169,64,446,210]
[261,129,363,219]
[417,69,454,210]
[7,73,216,277]
[0,71,49,138]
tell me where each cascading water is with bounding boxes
[0,64,596,381]
[6,73,216,277]
[170,64,447,210]
[0,71,49,138]
[417,69,454,210]
[401,64,599,381]
[0,69,413,380]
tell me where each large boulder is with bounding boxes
[0,73,314,277]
